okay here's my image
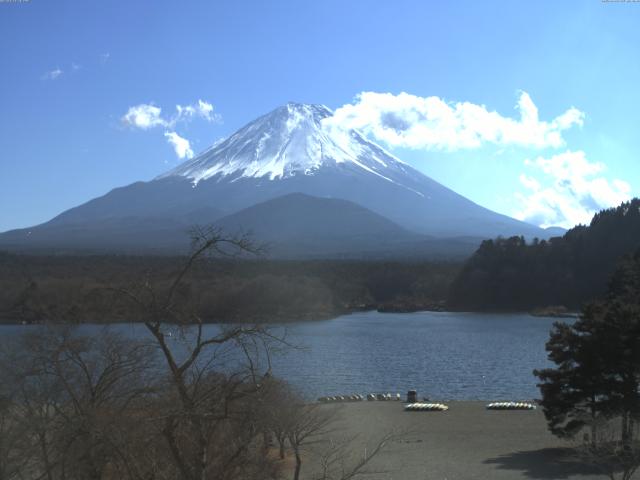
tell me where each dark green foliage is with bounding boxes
[535,250,640,447]
[449,199,640,311]
[534,304,610,439]
[0,254,460,324]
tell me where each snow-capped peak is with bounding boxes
[158,102,411,185]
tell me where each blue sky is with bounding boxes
[1,0,639,231]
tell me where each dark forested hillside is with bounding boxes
[448,199,640,311]
[0,253,459,324]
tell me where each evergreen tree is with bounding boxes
[535,249,640,451]
[535,303,609,443]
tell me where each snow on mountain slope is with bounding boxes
[0,102,551,254]
[158,103,424,197]
[149,102,544,238]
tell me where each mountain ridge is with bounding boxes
[0,102,556,256]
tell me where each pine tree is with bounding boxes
[535,249,640,453]
[534,303,609,443]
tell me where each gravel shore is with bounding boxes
[303,401,606,480]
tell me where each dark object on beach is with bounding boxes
[407,390,417,403]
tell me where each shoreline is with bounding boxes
[0,308,577,326]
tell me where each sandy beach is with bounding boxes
[302,401,607,480]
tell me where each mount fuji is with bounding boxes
[0,103,553,257]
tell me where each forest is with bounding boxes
[4,199,640,324]
[448,198,640,311]
[0,249,459,324]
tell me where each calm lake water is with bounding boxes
[0,311,564,401]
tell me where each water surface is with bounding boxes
[270,311,559,400]
[1,311,562,400]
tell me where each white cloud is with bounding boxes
[164,131,194,159]
[175,99,220,123]
[519,174,541,192]
[121,99,219,160]
[122,99,220,131]
[100,53,110,65]
[197,99,215,120]
[514,150,631,229]
[42,68,63,80]
[122,104,168,130]
[325,91,584,151]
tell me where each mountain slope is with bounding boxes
[155,103,547,238]
[211,193,481,258]
[0,193,481,258]
[215,193,416,241]
[0,216,201,253]
[0,103,549,255]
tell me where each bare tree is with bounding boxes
[272,393,397,480]
[1,326,156,480]
[0,393,33,480]
[313,432,396,480]
[0,226,396,480]
[258,377,299,460]
[287,403,339,480]
[0,227,284,480]
[112,226,283,480]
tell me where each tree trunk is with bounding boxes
[199,431,207,480]
[590,396,598,448]
[622,412,630,449]
[38,430,54,480]
[293,446,302,480]
[162,419,193,480]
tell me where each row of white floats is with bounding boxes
[318,396,537,411]
[486,402,536,410]
[318,393,402,403]
[406,402,537,412]
[404,403,449,412]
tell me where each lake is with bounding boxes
[0,311,563,401]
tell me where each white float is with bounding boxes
[486,402,536,410]
[404,403,449,412]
